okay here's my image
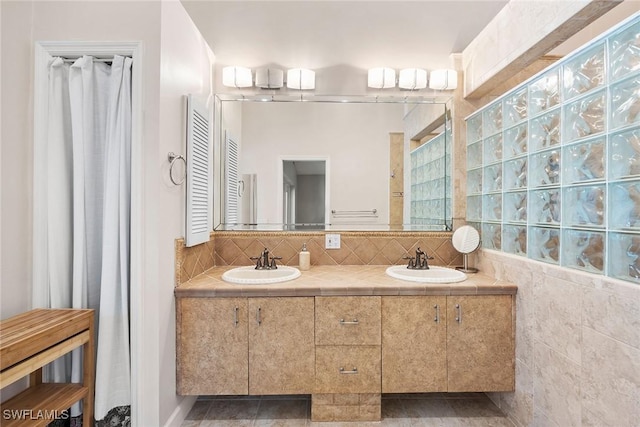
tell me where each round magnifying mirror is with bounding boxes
[452,225,480,273]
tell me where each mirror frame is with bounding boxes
[212,93,453,232]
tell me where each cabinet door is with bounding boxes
[177,298,248,395]
[381,296,447,393]
[447,295,514,392]
[248,297,315,394]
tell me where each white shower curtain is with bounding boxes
[39,54,132,423]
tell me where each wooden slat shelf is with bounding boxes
[1,309,95,426]
[1,383,88,427]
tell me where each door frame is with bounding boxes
[33,41,146,424]
[277,155,330,228]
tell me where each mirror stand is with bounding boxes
[456,253,478,273]
[452,225,481,274]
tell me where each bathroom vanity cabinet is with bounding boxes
[177,298,248,395]
[247,297,315,394]
[382,296,448,393]
[315,297,381,395]
[446,295,514,391]
[176,297,314,395]
[381,295,514,393]
[175,265,517,421]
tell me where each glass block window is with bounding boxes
[411,127,452,229]
[465,14,640,284]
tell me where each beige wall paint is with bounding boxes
[0,1,213,425]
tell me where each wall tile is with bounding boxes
[479,250,640,427]
[502,261,535,366]
[499,359,534,427]
[532,406,561,427]
[533,274,582,364]
[533,343,582,427]
[581,326,640,427]
[582,281,640,350]
[174,234,215,285]
[203,232,458,268]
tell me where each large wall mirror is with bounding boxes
[213,94,452,231]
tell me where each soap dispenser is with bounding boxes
[299,243,310,271]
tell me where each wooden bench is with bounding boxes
[1,309,95,426]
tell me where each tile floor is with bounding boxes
[181,393,515,426]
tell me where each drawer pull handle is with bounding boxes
[339,367,358,374]
[234,307,239,326]
[339,318,359,325]
[256,307,262,325]
[433,304,440,323]
[455,304,461,323]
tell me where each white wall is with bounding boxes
[239,102,404,225]
[0,1,33,322]
[1,1,161,419]
[0,1,213,425]
[158,1,214,425]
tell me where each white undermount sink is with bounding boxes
[221,266,301,284]
[385,265,467,283]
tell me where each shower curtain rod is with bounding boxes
[60,56,131,63]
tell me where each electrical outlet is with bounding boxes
[325,233,341,249]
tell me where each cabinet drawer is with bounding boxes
[315,296,381,345]
[315,346,381,394]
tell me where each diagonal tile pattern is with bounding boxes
[176,231,463,285]
[212,232,461,269]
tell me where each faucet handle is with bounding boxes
[402,255,415,268]
[270,256,282,268]
[249,256,262,269]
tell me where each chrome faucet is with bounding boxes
[250,248,281,270]
[403,247,433,270]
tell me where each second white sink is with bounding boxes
[385,265,467,283]
[222,266,301,284]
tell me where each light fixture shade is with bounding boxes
[222,66,253,88]
[287,68,315,90]
[368,67,396,89]
[429,69,458,90]
[398,68,428,90]
[255,68,284,89]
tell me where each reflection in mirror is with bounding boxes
[282,159,327,230]
[213,94,452,231]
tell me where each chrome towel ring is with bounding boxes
[168,152,187,185]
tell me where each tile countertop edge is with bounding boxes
[174,265,517,298]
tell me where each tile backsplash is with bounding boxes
[175,233,215,286]
[175,231,461,286]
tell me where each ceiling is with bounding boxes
[181,0,509,72]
